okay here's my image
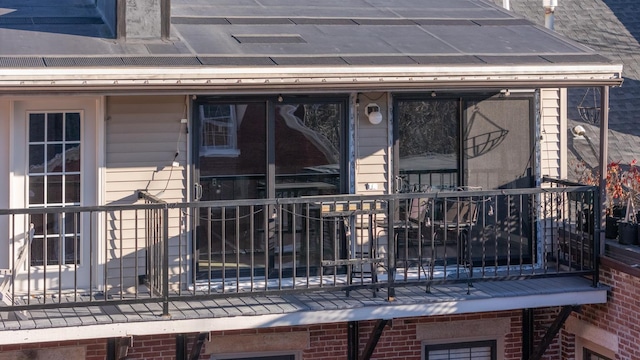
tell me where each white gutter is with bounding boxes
[0,64,623,92]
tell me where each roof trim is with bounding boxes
[0,64,624,93]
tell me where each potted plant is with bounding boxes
[575,161,624,238]
[617,160,640,245]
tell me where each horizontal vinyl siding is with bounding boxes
[540,88,561,179]
[105,96,188,291]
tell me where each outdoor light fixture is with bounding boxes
[365,103,383,125]
[572,125,586,139]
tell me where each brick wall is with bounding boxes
[563,263,640,360]
[0,309,575,359]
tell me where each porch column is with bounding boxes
[598,86,610,262]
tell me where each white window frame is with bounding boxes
[27,111,83,267]
[199,104,240,157]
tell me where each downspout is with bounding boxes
[543,0,558,30]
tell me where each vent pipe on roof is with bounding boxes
[502,0,510,11]
[117,0,170,41]
[543,0,558,30]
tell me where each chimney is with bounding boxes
[117,0,170,41]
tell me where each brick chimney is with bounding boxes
[116,0,170,41]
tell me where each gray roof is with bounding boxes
[497,0,640,172]
[0,0,622,92]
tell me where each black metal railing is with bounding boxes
[0,181,598,314]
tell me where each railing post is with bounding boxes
[592,187,600,287]
[162,206,170,317]
[387,198,396,301]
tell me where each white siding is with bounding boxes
[356,93,389,195]
[105,96,188,291]
[540,88,563,179]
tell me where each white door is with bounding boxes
[10,97,102,294]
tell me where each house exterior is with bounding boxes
[0,0,625,359]
[497,1,640,359]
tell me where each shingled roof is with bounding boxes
[497,0,640,175]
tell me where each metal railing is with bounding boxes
[0,181,598,314]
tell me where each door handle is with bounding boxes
[194,183,203,201]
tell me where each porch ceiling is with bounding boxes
[0,0,623,93]
[0,276,607,345]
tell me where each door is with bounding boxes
[11,98,100,293]
[193,97,347,278]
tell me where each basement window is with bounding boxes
[211,354,295,360]
[425,340,497,360]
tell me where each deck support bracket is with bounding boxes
[359,319,391,360]
[529,305,580,360]
[189,332,210,360]
[115,336,133,360]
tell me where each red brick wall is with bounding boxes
[562,263,640,360]
[0,309,575,359]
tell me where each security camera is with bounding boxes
[572,125,586,138]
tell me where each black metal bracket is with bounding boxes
[360,319,391,360]
[529,305,581,360]
[189,332,210,360]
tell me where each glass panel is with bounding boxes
[65,113,81,141]
[64,211,80,234]
[65,143,81,172]
[28,145,45,173]
[397,99,459,191]
[47,212,60,235]
[64,236,80,265]
[47,113,64,141]
[274,102,341,196]
[65,174,81,203]
[29,113,45,142]
[47,144,64,172]
[46,236,61,266]
[30,238,45,266]
[30,214,44,236]
[274,102,342,276]
[463,98,532,190]
[48,175,63,203]
[28,176,45,205]
[197,102,267,278]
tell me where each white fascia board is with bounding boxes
[0,287,607,346]
[0,64,624,90]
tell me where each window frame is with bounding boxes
[27,111,83,267]
[424,339,497,360]
[199,103,241,157]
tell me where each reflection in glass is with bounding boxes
[29,176,45,204]
[65,113,81,141]
[47,144,64,172]
[195,100,345,279]
[65,144,81,172]
[29,113,45,142]
[29,144,45,172]
[48,175,63,204]
[66,174,81,203]
[397,99,459,190]
[47,113,64,141]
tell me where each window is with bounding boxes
[199,104,240,156]
[425,340,497,360]
[583,349,612,360]
[213,354,295,360]
[28,112,82,266]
